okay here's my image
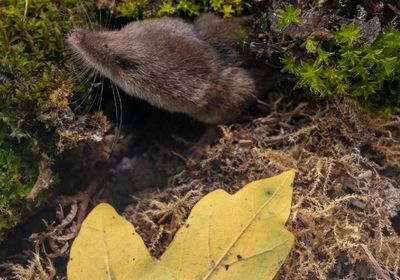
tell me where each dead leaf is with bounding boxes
[67,170,295,280]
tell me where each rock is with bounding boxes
[354,16,382,45]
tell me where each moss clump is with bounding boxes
[101,0,244,19]
[281,23,400,114]
[0,128,39,240]
[0,0,108,241]
[275,3,301,30]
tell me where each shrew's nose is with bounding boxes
[68,29,85,44]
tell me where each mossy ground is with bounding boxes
[1,93,398,279]
[0,0,399,279]
[0,0,109,241]
[99,0,244,19]
[120,94,399,279]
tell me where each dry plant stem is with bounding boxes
[24,166,110,265]
[387,3,400,18]
[57,167,108,230]
[188,125,219,161]
[361,244,391,280]
[0,253,57,280]
[26,160,53,201]
[29,202,79,258]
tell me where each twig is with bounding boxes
[171,150,187,162]
[387,3,400,18]
[361,244,391,280]
[26,160,54,201]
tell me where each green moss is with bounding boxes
[281,24,400,114]
[0,0,103,241]
[110,0,244,19]
[117,0,149,18]
[276,4,301,30]
[0,126,39,240]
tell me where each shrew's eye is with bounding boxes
[115,57,137,69]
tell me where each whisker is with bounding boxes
[86,73,103,112]
[98,75,105,110]
[97,75,104,110]
[110,81,120,135]
[78,0,95,32]
[106,81,119,158]
[115,83,123,140]
[98,5,103,31]
[105,7,113,30]
[112,83,124,156]
[71,69,93,90]
[72,70,98,110]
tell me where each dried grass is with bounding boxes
[124,95,400,279]
[0,254,57,280]
[1,94,398,279]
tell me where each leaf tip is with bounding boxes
[283,169,296,181]
[92,202,115,213]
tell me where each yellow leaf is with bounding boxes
[68,170,295,280]
[67,203,153,279]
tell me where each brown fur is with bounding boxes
[68,14,260,124]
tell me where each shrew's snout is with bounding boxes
[68,29,85,45]
[67,28,113,73]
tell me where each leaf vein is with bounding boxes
[201,175,290,279]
